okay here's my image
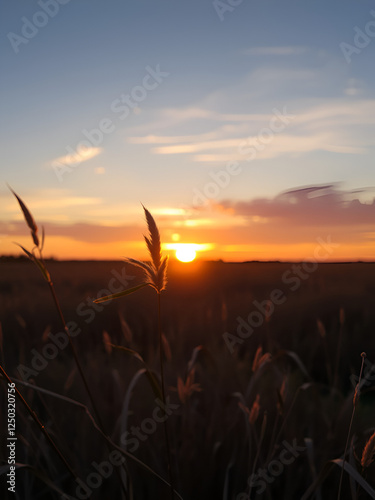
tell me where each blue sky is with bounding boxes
[1,0,375,260]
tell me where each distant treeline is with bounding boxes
[0,254,57,262]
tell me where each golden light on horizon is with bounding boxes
[175,245,197,262]
[164,242,214,262]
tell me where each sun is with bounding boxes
[164,242,213,262]
[175,245,197,263]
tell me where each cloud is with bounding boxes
[151,129,367,161]
[127,131,223,144]
[126,96,375,164]
[217,185,375,227]
[4,191,104,225]
[153,139,244,155]
[5,194,102,212]
[3,186,375,261]
[30,197,102,209]
[243,46,308,56]
[0,220,140,244]
[50,147,102,167]
[122,57,375,172]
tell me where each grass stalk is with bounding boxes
[157,291,175,500]
[0,364,77,480]
[10,375,184,499]
[333,311,345,390]
[46,279,100,422]
[93,204,176,497]
[45,270,130,497]
[337,352,366,500]
[9,188,129,497]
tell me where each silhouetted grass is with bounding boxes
[1,193,375,499]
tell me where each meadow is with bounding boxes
[1,255,375,499]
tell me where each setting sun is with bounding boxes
[175,244,197,262]
[164,242,214,262]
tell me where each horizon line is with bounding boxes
[1,255,375,265]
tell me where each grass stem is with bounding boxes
[158,291,175,500]
[0,364,77,480]
[337,352,366,500]
[46,278,130,497]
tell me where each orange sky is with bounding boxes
[2,2,375,264]
[1,185,375,262]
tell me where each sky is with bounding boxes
[1,0,375,262]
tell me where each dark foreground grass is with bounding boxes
[1,259,375,499]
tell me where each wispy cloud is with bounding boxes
[50,147,102,167]
[217,185,375,227]
[32,197,102,209]
[3,186,375,261]
[1,220,139,244]
[127,131,223,144]
[153,139,245,155]
[126,96,374,164]
[193,132,366,162]
[6,195,102,212]
[123,58,375,172]
[4,190,104,224]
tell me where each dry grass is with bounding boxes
[1,192,375,499]
[361,431,375,469]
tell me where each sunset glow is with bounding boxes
[163,243,214,262]
[1,2,375,263]
[175,244,197,262]
[2,4,375,499]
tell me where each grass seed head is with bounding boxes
[9,186,39,247]
[177,368,202,404]
[317,319,326,338]
[353,352,368,407]
[250,394,261,425]
[124,206,168,293]
[102,330,112,355]
[361,431,375,469]
[143,204,161,270]
[252,346,263,372]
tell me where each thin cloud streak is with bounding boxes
[2,185,375,261]
[50,147,102,167]
[127,99,375,164]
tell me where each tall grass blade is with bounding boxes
[9,377,183,498]
[361,431,375,468]
[111,344,144,363]
[13,243,50,281]
[93,283,149,304]
[8,186,39,246]
[110,344,162,400]
[302,460,375,499]
[118,310,133,343]
[338,353,367,499]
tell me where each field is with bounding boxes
[1,258,375,499]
